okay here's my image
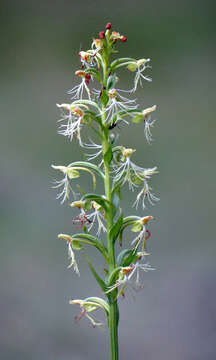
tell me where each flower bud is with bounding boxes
[121,36,127,42]
[108,88,117,99]
[70,200,85,209]
[106,22,112,30]
[121,266,134,275]
[99,31,105,39]
[122,148,136,158]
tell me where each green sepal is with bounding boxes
[81,193,114,213]
[85,297,110,316]
[85,296,110,325]
[117,249,133,266]
[72,240,83,250]
[132,114,143,123]
[72,99,101,113]
[101,88,109,107]
[127,63,137,72]
[67,169,80,179]
[109,211,123,244]
[68,161,105,180]
[131,222,143,232]
[110,57,137,70]
[107,73,118,90]
[72,233,108,263]
[82,303,98,312]
[130,173,143,185]
[83,200,92,211]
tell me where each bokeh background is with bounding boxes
[1,1,216,359]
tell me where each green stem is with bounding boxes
[102,133,119,360]
[101,45,119,360]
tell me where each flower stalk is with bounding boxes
[52,22,158,360]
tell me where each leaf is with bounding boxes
[84,254,107,292]
[107,267,122,287]
[109,212,123,244]
[72,233,108,263]
[104,145,113,165]
[112,192,120,209]
[122,251,139,267]
[101,89,109,107]
[117,249,132,266]
[107,73,118,90]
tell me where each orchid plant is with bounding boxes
[52,22,158,360]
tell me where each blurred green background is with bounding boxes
[1,0,216,359]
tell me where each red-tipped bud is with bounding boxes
[106,22,112,30]
[99,31,105,39]
[85,73,91,84]
[121,36,127,42]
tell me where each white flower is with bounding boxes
[87,201,106,236]
[68,70,91,100]
[106,261,154,296]
[78,50,98,68]
[113,148,144,191]
[142,105,157,143]
[133,177,159,209]
[70,299,104,328]
[82,139,103,166]
[105,89,137,123]
[127,58,152,92]
[131,216,155,249]
[58,234,80,275]
[51,165,80,203]
[56,103,87,145]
